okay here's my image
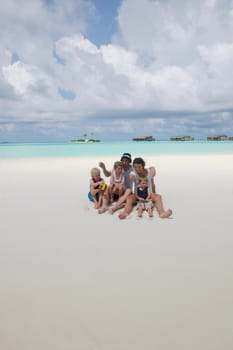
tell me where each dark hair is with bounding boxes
[120,153,132,163]
[133,157,146,168]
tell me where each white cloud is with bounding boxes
[3,61,44,94]
[0,0,233,141]
[101,44,138,75]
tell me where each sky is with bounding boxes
[1,0,233,142]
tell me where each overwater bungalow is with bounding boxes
[170,135,194,141]
[207,135,229,141]
[132,135,155,141]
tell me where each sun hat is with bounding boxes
[120,153,132,163]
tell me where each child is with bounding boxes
[136,177,154,218]
[89,167,107,209]
[108,161,125,203]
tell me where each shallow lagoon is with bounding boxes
[1,140,233,159]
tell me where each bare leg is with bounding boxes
[98,191,110,214]
[109,188,131,214]
[147,207,153,217]
[107,184,115,203]
[96,194,103,209]
[137,205,143,218]
[151,193,172,218]
[91,190,100,209]
[118,186,124,198]
[118,194,135,220]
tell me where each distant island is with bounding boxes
[71,138,101,143]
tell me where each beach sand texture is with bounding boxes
[1,154,233,350]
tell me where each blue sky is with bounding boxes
[1,0,233,142]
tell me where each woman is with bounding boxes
[118,157,172,219]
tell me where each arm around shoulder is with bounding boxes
[149,167,156,193]
[149,166,156,177]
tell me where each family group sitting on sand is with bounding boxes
[88,152,172,220]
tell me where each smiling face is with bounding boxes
[91,168,101,182]
[92,173,101,182]
[115,165,123,176]
[121,157,130,170]
[133,157,146,176]
[133,163,145,176]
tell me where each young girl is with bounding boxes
[136,177,154,218]
[89,167,107,209]
[108,161,125,203]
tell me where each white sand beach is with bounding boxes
[1,154,233,350]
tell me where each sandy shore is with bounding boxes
[1,154,233,349]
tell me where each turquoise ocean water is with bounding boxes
[1,141,233,159]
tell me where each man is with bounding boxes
[98,153,134,214]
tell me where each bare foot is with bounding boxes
[110,203,125,214]
[118,211,128,220]
[109,206,116,215]
[159,209,172,218]
[147,208,153,217]
[98,207,108,214]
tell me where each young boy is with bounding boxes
[88,167,107,209]
[136,177,154,218]
[108,161,125,203]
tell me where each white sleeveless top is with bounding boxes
[130,168,153,194]
[111,165,133,189]
[112,169,124,183]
